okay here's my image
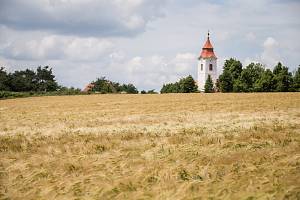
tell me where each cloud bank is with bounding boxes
[0,0,166,37]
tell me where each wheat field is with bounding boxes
[0,93,299,200]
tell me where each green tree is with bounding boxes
[272,62,292,92]
[172,82,181,93]
[219,70,233,92]
[92,77,138,94]
[0,67,10,91]
[120,83,138,94]
[160,82,180,93]
[273,62,283,75]
[292,66,300,91]
[160,75,197,93]
[218,58,243,93]
[92,77,116,93]
[215,79,220,92]
[233,78,244,92]
[223,58,243,80]
[9,69,37,92]
[254,69,274,92]
[239,63,265,92]
[204,75,214,93]
[36,66,58,92]
[178,75,198,93]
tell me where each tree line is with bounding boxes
[161,59,300,93]
[218,59,300,92]
[0,66,141,98]
[0,66,59,92]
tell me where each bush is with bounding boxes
[91,77,138,94]
[0,91,30,99]
[204,75,214,93]
[161,75,198,93]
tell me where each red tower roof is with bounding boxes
[199,32,217,59]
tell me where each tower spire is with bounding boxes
[197,31,218,91]
[199,31,216,59]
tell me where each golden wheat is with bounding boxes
[0,93,299,199]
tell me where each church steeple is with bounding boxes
[197,32,218,91]
[199,31,216,59]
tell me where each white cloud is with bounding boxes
[241,37,282,68]
[109,51,126,62]
[0,0,166,37]
[2,35,114,61]
[172,53,196,73]
[246,32,256,41]
[63,37,114,61]
[2,35,63,60]
[261,37,281,67]
[263,37,278,48]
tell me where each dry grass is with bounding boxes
[0,93,299,200]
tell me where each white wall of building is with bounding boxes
[197,58,217,91]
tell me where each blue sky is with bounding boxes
[0,0,299,91]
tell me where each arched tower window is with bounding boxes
[209,64,213,71]
[201,64,203,71]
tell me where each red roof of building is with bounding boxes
[203,38,214,49]
[199,33,217,59]
[83,83,95,92]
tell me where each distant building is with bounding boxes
[197,32,218,91]
[83,83,95,92]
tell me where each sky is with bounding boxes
[0,0,299,91]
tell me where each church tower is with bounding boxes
[197,32,217,91]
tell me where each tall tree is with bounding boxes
[272,62,293,92]
[179,75,198,93]
[273,62,283,75]
[218,58,243,93]
[293,66,300,91]
[36,66,58,92]
[254,69,275,92]
[233,78,244,92]
[239,63,265,92]
[219,69,233,92]
[9,69,37,92]
[0,67,10,91]
[204,75,214,93]
[223,58,243,80]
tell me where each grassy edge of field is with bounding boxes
[0,91,92,100]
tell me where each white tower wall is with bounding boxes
[197,58,217,91]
